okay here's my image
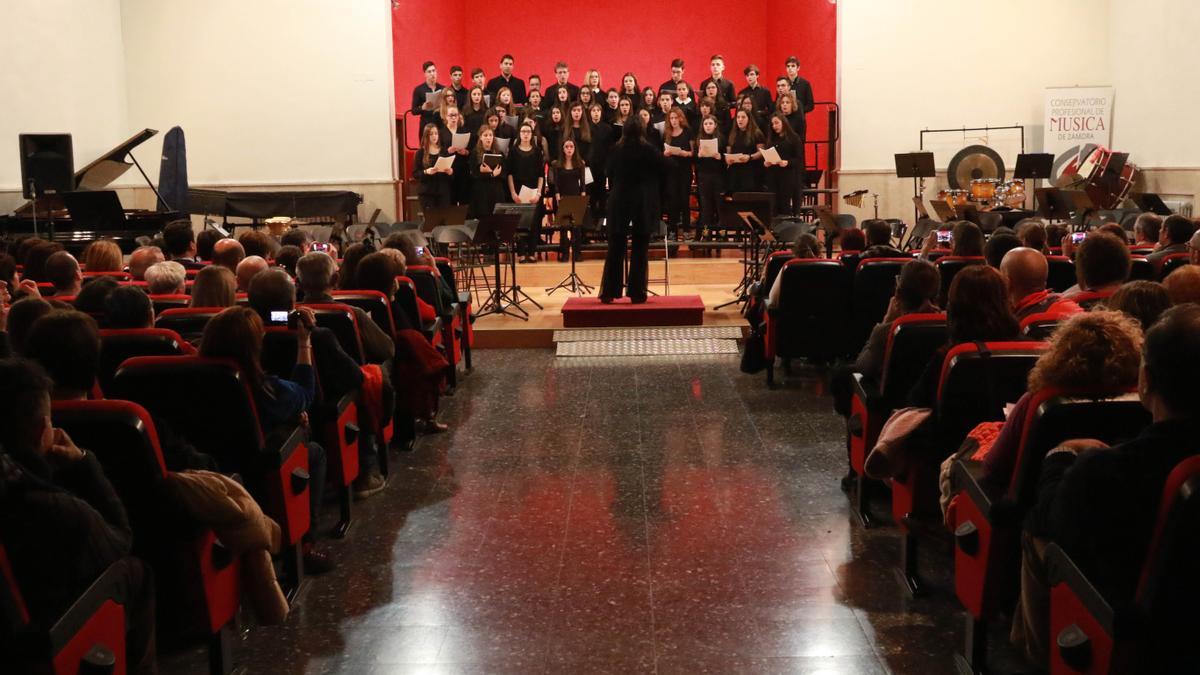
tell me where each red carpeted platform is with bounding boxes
[561,295,706,328]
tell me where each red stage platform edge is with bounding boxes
[561,296,706,328]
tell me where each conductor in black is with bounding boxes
[599,116,669,304]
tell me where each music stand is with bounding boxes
[546,195,593,296]
[1014,153,1053,210]
[1132,193,1172,216]
[1035,188,1073,223]
[62,190,127,232]
[715,210,773,310]
[473,211,527,320]
[492,203,543,313]
[895,152,936,226]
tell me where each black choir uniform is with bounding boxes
[737,85,774,130]
[601,136,670,302]
[783,109,808,208]
[449,85,470,110]
[551,162,586,256]
[469,149,507,219]
[436,121,473,205]
[463,106,489,134]
[542,123,563,163]
[713,101,734,139]
[673,98,700,130]
[726,132,764,193]
[587,121,616,219]
[783,76,814,196]
[763,132,800,216]
[542,82,580,109]
[564,125,592,165]
[699,77,736,107]
[663,128,694,234]
[411,81,445,132]
[658,79,692,95]
[505,143,546,258]
[413,146,453,212]
[785,76,815,118]
[486,74,528,104]
[694,136,725,238]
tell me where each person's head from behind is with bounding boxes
[0,253,17,292]
[1098,222,1128,243]
[1015,219,1047,253]
[895,259,940,313]
[104,286,154,330]
[280,229,310,253]
[127,246,164,281]
[162,220,197,259]
[620,115,646,145]
[212,238,245,272]
[1162,265,1200,306]
[247,268,296,319]
[238,230,275,259]
[1139,304,1200,419]
[0,358,56,457]
[145,260,186,295]
[356,252,402,299]
[1105,280,1171,330]
[946,265,1018,343]
[44,251,82,294]
[81,239,123,272]
[22,242,64,282]
[196,229,224,260]
[864,220,891,248]
[790,233,821,259]
[24,310,101,399]
[199,306,265,390]
[338,243,370,290]
[384,231,428,267]
[190,265,236,308]
[7,298,53,355]
[984,232,1022,268]
[1028,311,1142,394]
[840,228,866,253]
[236,255,269,292]
[999,247,1049,304]
[1162,214,1195,246]
[1076,233,1131,291]
[1133,213,1162,245]
[1044,223,1067,249]
[274,245,302,277]
[951,221,984,257]
[72,277,119,316]
[296,252,337,298]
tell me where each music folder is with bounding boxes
[483,153,503,170]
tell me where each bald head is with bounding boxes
[128,246,165,281]
[1000,247,1048,302]
[236,255,269,291]
[212,238,245,272]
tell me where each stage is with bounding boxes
[469,256,751,348]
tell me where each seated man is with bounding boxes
[144,260,187,295]
[1163,264,1200,305]
[126,246,164,282]
[295,252,394,365]
[280,228,311,254]
[161,220,206,269]
[237,230,276,259]
[1145,214,1195,263]
[236,255,269,292]
[211,237,245,273]
[0,358,157,672]
[858,219,905,259]
[853,258,940,383]
[1000,247,1081,320]
[1013,304,1200,664]
[44,251,83,297]
[105,286,155,330]
[1132,212,1162,248]
[984,231,1022,269]
[1064,233,1131,299]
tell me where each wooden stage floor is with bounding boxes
[468,256,750,348]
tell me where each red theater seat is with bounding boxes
[98,328,195,393]
[935,256,985,305]
[763,259,851,383]
[851,257,913,351]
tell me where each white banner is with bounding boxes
[1043,86,1114,183]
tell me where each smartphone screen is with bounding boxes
[936,231,951,244]
[269,310,288,324]
[415,245,425,256]
[311,242,329,252]
[1071,232,1087,244]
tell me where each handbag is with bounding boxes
[740,326,768,374]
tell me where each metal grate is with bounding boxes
[553,326,743,343]
[556,338,739,357]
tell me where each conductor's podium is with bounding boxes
[561,296,706,328]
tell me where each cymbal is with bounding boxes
[947,145,1005,189]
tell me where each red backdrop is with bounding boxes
[392,0,836,149]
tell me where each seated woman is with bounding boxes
[81,239,124,273]
[383,232,454,321]
[764,233,822,309]
[354,252,450,434]
[190,265,237,307]
[198,305,334,574]
[1103,280,1171,330]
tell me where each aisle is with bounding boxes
[167,351,968,674]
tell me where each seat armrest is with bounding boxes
[952,459,999,519]
[422,316,443,339]
[47,558,130,654]
[265,425,306,466]
[1046,543,1115,634]
[851,372,885,408]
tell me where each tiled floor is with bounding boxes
[166,350,1011,674]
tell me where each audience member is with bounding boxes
[1000,247,1081,320]
[1015,219,1047,253]
[280,229,311,253]
[236,256,269,292]
[211,238,246,273]
[839,227,866,253]
[1067,233,1130,298]
[3,298,54,356]
[859,220,904,259]
[127,246,165,281]
[951,221,984,257]
[196,229,224,261]
[190,265,237,308]
[854,259,940,383]
[238,230,276,259]
[1104,280,1171,329]
[765,234,823,309]
[1162,264,1200,305]
[145,260,187,295]
[337,243,371,290]
[983,231,1022,268]
[0,358,157,672]
[161,221,204,269]
[105,286,155,329]
[14,236,48,269]
[1015,304,1200,665]
[1132,212,1162,248]
[1192,229,1200,265]
[1146,214,1194,263]
[1044,223,1067,250]
[81,239,124,273]
[72,277,119,317]
[1098,222,1127,243]
[22,242,64,282]
[295,252,394,364]
[274,245,302,278]
[44,251,83,297]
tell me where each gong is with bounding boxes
[947,145,1006,189]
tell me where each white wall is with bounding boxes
[0,0,130,191]
[839,0,1111,172]
[119,0,395,186]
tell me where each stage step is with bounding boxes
[561,295,706,328]
[553,325,741,358]
[553,326,743,342]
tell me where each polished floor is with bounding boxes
[168,350,994,674]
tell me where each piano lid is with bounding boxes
[74,128,158,191]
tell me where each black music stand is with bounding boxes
[1035,188,1073,223]
[493,203,543,314]
[1014,153,1053,210]
[421,204,468,255]
[895,152,936,226]
[474,211,527,320]
[715,210,773,310]
[546,195,593,295]
[1132,193,1172,216]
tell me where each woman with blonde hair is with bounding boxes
[81,239,123,272]
[189,265,236,307]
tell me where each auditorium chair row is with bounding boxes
[841,313,1195,672]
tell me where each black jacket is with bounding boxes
[605,138,670,232]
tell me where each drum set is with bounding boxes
[937,178,1026,211]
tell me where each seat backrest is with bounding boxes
[775,259,852,359]
[852,257,912,347]
[837,251,861,271]
[434,257,458,296]
[1019,311,1065,341]
[330,290,396,339]
[1044,255,1077,293]
[394,276,421,327]
[1071,289,1114,309]
[406,266,445,315]
[1129,256,1155,281]
[109,356,264,475]
[1159,254,1192,280]
[148,294,191,315]
[1008,390,1148,507]
[936,341,1047,442]
[1137,455,1200,636]
[880,313,948,404]
[0,543,30,635]
[297,303,366,364]
[935,256,985,304]
[762,252,794,297]
[155,307,223,342]
[98,328,193,393]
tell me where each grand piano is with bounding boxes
[2,129,181,253]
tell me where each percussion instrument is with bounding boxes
[969,178,1000,204]
[937,189,971,209]
[1077,147,1139,209]
[947,145,1005,189]
[997,179,1026,208]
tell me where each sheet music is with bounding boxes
[451,132,471,150]
[483,94,492,106]
[433,155,455,171]
[761,146,782,164]
[494,137,511,153]
[584,167,594,185]
[725,153,749,163]
[483,153,504,170]
[653,121,665,134]
[698,138,719,158]
[424,89,443,105]
[518,185,540,203]
[504,115,519,129]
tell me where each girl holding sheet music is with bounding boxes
[413,124,454,211]
[469,128,506,219]
[551,139,586,199]
[695,114,726,240]
[464,87,490,133]
[438,107,473,205]
[543,106,564,161]
[763,114,800,215]
[726,108,764,194]
[505,123,546,262]
[663,107,695,238]
[776,92,807,214]
[565,102,592,162]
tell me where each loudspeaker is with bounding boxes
[19,133,74,199]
